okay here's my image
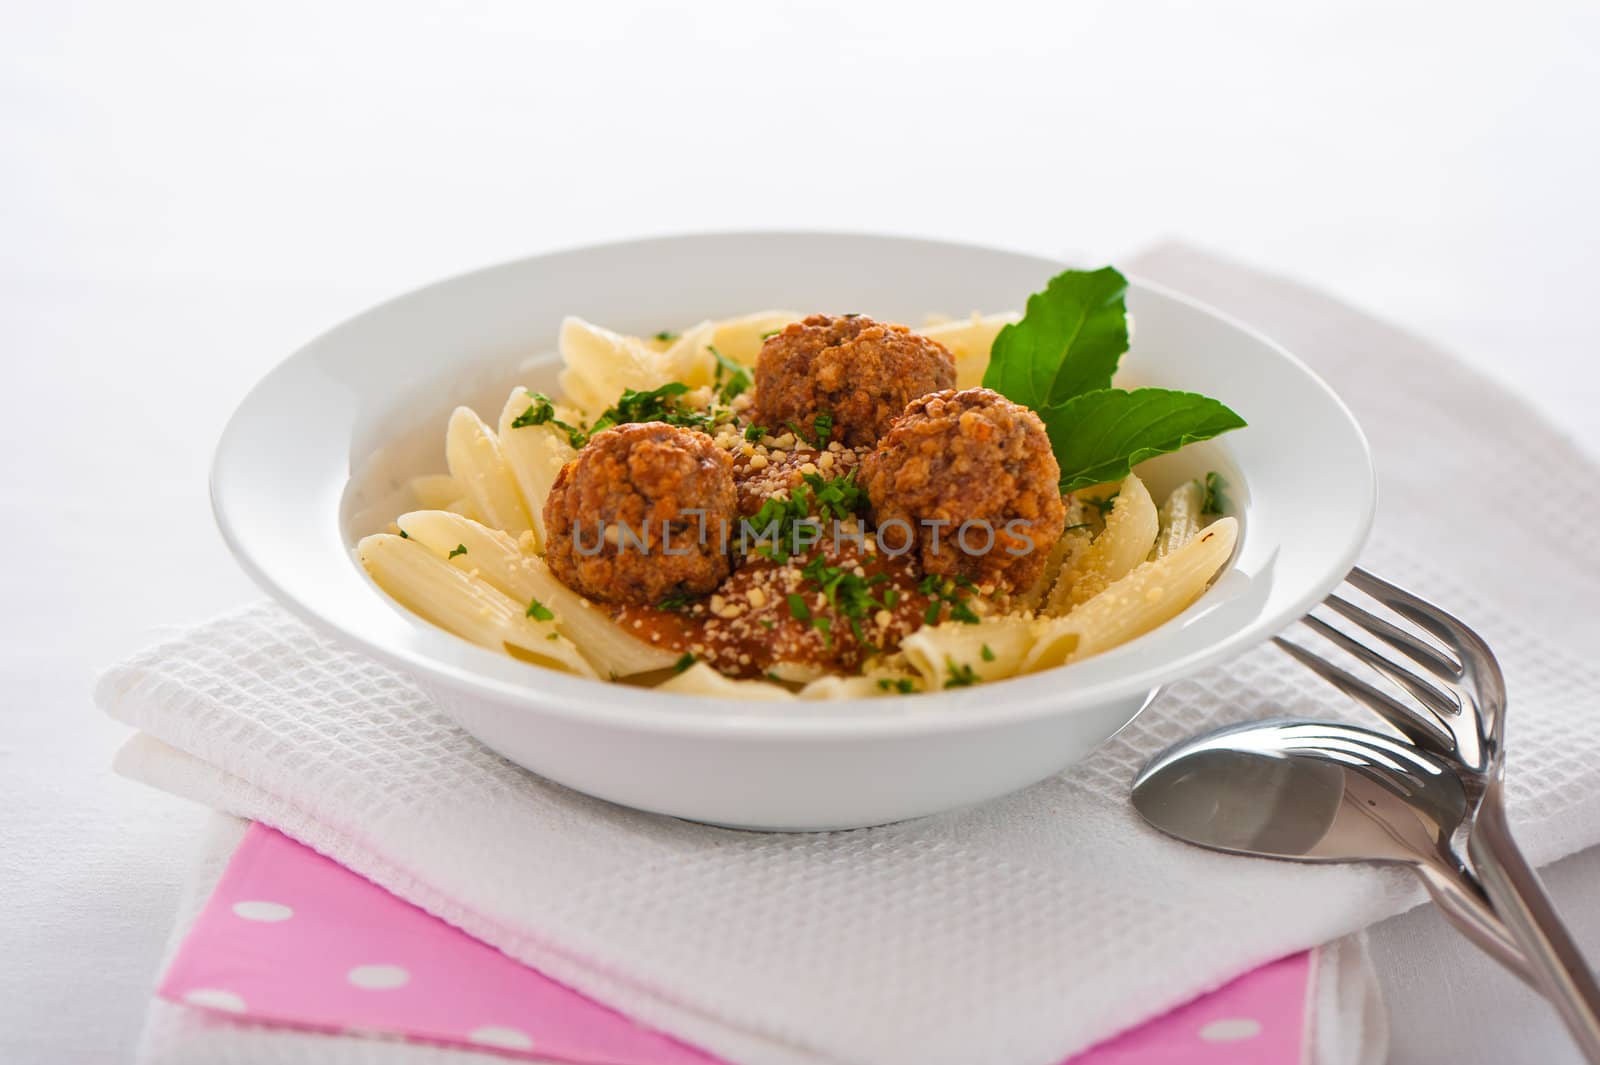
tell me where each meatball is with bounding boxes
[753,314,956,448]
[543,423,738,606]
[861,388,1066,592]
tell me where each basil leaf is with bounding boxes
[982,267,1129,408]
[1041,388,1247,491]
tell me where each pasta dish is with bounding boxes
[358,267,1244,700]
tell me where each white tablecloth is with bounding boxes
[3,3,1598,1063]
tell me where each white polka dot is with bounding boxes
[231,900,294,922]
[468,1026,535,1050]
[1199,1017,1263,1042]
[347,964,411,989]
[183,988,247,1013]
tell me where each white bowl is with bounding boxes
[212,232,1374,831]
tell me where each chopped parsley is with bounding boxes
[943,658,981,688]
[877,677,916,694]
[918,574,980,624]
[796,554,894,653]
[980,643,996,662]
[1063,522,1094,532]
[653,330,679,342]
[448,544,468,559]
[657,592,696,612]
[786,594,812,622]
[398,529,410,539]
[545,632,560,640]
[759,328,781,339]
[672,652,696,674]
[511,392,590,449]
[1091,492,1119,518]
[590,382,713,435]
[811,411,834,448]
[709,345,751,403]
[744,470,869,562]
[525,598,555,621]
[802,468,869,521]
[1201,471,1227,515]
[744,423,769,442]
[766,671,784,683]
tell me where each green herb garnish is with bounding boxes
[982,268,1245,491]
[590,382,712,435]
[918,574,980,624]
[654,330,679,342]
[744,424,768,442]
[511,391,590,448]
[760,328,781,339]
[672,653,696,674]
[811,411,834,448]
[980,643,996,662]
[1202,471,1228,515]
[525,598,555,621]
[657,592,695,612]
[710,345,751,403]
[943,658,980,688]
[786,594,812,622]
[448,544,468,559]
[398,529,410,539]
[877,677,915,694]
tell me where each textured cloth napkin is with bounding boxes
[98,244,1600,1065]
[134,814,1386,1065]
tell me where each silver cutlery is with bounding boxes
[1276,568,1600,1059]
[1132,718,1534,984]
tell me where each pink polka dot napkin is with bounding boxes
[161,824,1320,1064]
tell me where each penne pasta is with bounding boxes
[657,662,796,700]
[357,532,596,677]
[659,319,718,387]
[1019,496,1090,613]
[1022,517,1238,672]
[395,509,679,678]
[657,310,802,387]
[798,669,923,700]
[557,316,674,416]
[918,311,1019,389]
[444,406,532,537]
[409,473,463,510]
[496,387,577,551]
[1048,473,1158,613]
[1151,479,1205,560]
[900,617,1037,689]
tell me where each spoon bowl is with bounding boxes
[1133,718,1531,983]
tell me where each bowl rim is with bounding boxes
[211,229,1376,740]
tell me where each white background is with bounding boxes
[3,2,1598,1063]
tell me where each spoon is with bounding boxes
[1131,718,1533,984]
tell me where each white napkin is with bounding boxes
[97,244,1600,1065]
[135,813,1384,1065]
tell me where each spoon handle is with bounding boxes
[1414,858,1535,988]
[1470,785,1600,1063]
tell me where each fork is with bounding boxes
[1275,567,1600,1061]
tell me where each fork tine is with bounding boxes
[1299,613,1463,721]
[1346,567,1486,652]
[1322,593,1461,679]
[1273,636,1457,754]
[1346,567,1506,692]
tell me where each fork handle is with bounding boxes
[1470,786,1600,1063]
[1413,859,1536,988]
